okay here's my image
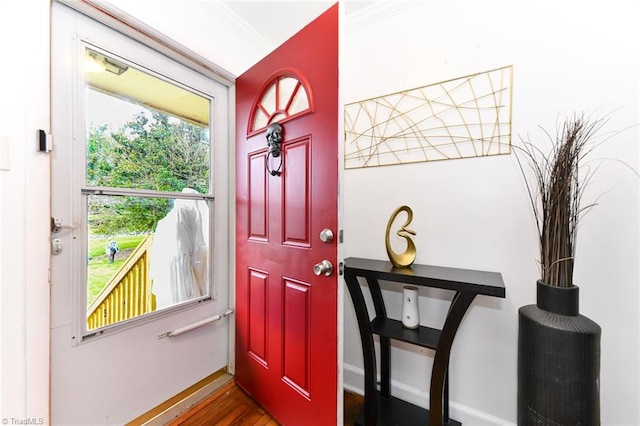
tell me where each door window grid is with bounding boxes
[250,76,312,134]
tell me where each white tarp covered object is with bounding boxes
[150,188,209,309]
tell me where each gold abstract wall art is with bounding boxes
[344,65,513,169]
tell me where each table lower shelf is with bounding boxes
[371,317,441,350]
[354,392,462,426]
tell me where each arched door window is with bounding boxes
[249,74,313,135]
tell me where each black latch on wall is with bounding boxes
[38,129,52,153]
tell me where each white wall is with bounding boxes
[342,1,639,425]
[0,0,51,423]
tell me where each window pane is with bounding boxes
[83,46,215,332]
[288,85,309,116]
[86,193,210,330]
[85,47,211,193]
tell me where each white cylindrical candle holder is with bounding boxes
[402,285,420,329]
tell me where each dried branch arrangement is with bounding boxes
[515,113,610,287]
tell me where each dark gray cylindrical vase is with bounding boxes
[518,280,601,425]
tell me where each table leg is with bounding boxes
[429,291,476,425]
[367,277,390,399]
[345,272,377,425]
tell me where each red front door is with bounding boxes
[235,4,339,425]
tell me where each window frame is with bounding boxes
[68,34,230,343]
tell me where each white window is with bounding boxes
[52,17,229,340]
[83,45,217,333]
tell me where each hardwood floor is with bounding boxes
[169,381,364,425]
[343,389,365,426]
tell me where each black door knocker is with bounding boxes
[266,122,283,176]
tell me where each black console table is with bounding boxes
[344,257,505,426]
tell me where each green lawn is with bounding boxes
[87,234,146,306]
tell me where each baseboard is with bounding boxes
[126,368,233,425]
[343,363,514,426]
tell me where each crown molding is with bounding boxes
[345,0,426,34]
[196,2,275,55]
